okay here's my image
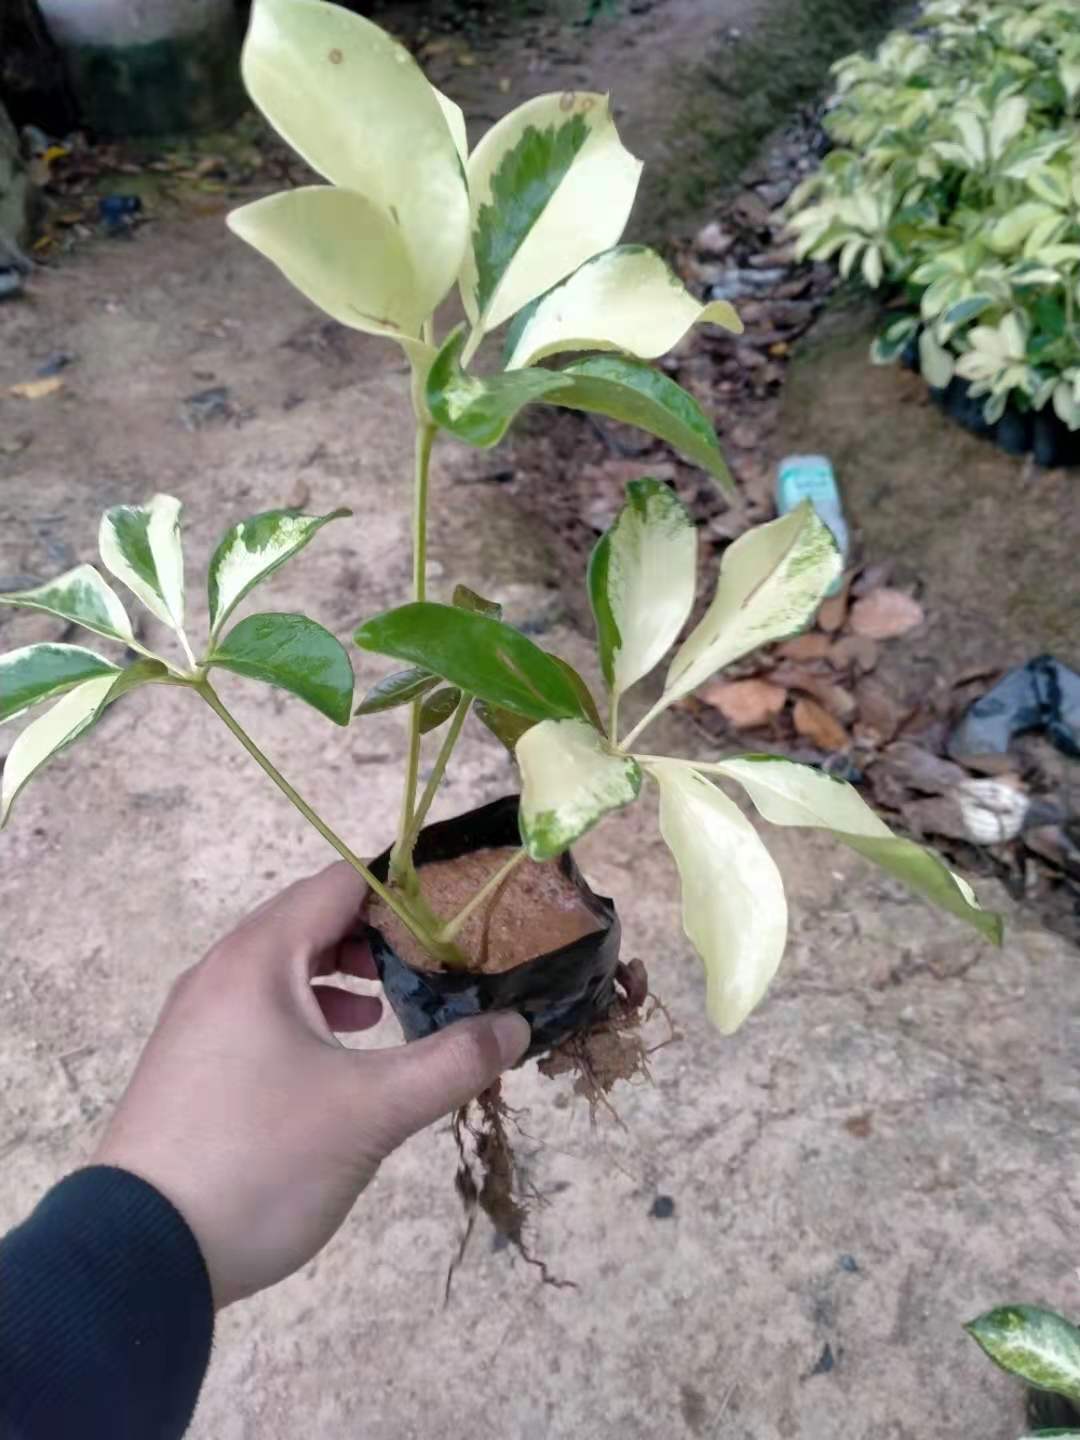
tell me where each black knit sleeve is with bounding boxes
[0,1166,214,1440]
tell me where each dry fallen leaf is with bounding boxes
[793,697,849,751]
[699,678,787,729]
[849,588,925,640]
[817,573,853,632]
[9,377,65,401]
[772,666,856,722]
[853,678,908,746]
[829,634,880,675]
[776,632,832,662]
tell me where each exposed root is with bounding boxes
[446,1081,575,1300]
[444,961,678,1296]
[538,959,678,1124]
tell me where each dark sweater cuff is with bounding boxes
[0,1165,214,1440]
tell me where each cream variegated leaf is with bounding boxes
[434,89,468,165]
[588,477,696,703]
[207,506,351,640]
[98,493,185,634]
[240,0,468,317]
[461,92,642,334]
[712,755,1002,943]
[0,644,119,724]
[228,188,427,339]
[517,718,641,860]
[0,674,117,827]
[505,246,742,369]
[651,761,788,1034]
[0,563,134,644]
[966,1306,1080,1403]
[662,502,840,706]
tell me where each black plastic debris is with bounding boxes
[838,1254,859,1274]
[650,1195,676,1220]
[949,656,1080,761]
[810,1343,836,1376]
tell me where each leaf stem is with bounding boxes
[406,693,473,848]
[437,848,527,944]
[196,679,432,945]
[390,420,437,886]
[177,628,199,672]
[608,692,620,744]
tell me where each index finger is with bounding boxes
[233,860,369,962]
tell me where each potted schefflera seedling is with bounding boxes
[1,0,1001,1234]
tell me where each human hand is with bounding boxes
[92,862,530,1308]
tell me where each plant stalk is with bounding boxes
[389,420,437,887]
[406,693,473,849]
[197,679,432,945]
[437,848,528,944]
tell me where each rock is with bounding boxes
[1025,824,1080,878]
[732,190,773,230]
[900,794,969,841]
[793,697,849,751]
[736,346,768,371]
[695,221,734,257]
[850,589,925,640]
[873,741,969,796]
[699,678,787,728]
[181,385,233,429]
[956,777,1029,844]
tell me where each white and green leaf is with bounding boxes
[711,755,1002,943]
[504,245,743,370]
[228,188,430,340]
[650,761,788,1035]
[549,354,733,489]
[208,612,354,726]
[966,1306,1080,1403]
[0,674,117,827]
[425,325,572,446]
[919,327,955,388]
[588,477,697,705]
[0,644,119,724]
[663,502,840,707]
[98,493,185,635]
[460,92,642,334]
[0,564,134,645]
[517,717,641,860]
[240,0,468,319]
[207,505,350,640]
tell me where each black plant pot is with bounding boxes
[996,406,1034,456]
[367,795,621,1061]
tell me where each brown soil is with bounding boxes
[369,846,602,972]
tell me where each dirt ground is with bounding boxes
[2,1,1080,1437]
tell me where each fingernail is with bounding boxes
[491,1011,531,1068]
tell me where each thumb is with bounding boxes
[371,1012,531,1149]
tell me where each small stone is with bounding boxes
[695,220,734,257]
[650,1195,676,1219]
[838,1254,859,1273]
[810,1342,836,1376]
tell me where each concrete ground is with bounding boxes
[2,13,1079,1436]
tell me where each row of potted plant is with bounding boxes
[786,0,1080,458]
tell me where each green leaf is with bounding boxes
[966,1307,1080,1403]
[98,494,186,634]
[1,674,117,827]
[0,644,119,724]
[419,686,462,734]
[355,602,587,722]
[208,506,350,640]
[549,655,604,732]
[239,0,468,321]
[208,612,354,725]
[940,294,994,334]
[663,502,841,707]
[228,188,430,340]
[589,477,697,704]
[649,760,788,1034]
[712,755,1003,944]
[517,717,641,859]
[453,584,502,619]
[0,564,134,645]
[475,700,536,752]
[870,315,919,365]
[425,326,571,447]
[355,666,438,716]
[461,92,642,333]
[506,245,742,369]
[549,354,733,490]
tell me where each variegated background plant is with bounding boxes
[1,0,999,1035]
[786,0,1080,429]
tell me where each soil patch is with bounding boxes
[370,847,601,973]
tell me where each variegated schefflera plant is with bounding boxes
[1,0,1001,1035]
[966,1302,1080,1437]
